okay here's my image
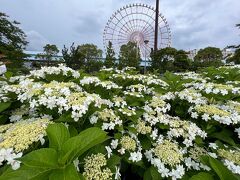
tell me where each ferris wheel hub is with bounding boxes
[129,31,144,45]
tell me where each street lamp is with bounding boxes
[144,40,149,74]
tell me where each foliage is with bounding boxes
[118,42,140,69]
[151,47,192,73]
[0,64,240,179]
[0,12,28,60]
[62,43,84,70]
[62,43,103,73]
[0,12,28,73]
[37,44,59,66]
[105,41,116,68]
[0,124,108,180]
[194,47,223,68]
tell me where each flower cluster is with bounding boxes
[80,76,122,90]
[161,115,207,147]
[176,88,208,105]
[175,71,206,81]
[0,148,22,170]
[218,149,240,174]
[184,145,211,171]
[189,82,240,96]
[0,117,52,152]
[29,64,80,79]
[145,140,185,179]
[90,108,122,130]
[83,153,113,180]
[189,104,240,125]
[127,84,154,95]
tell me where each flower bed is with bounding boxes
[0,65,240,179]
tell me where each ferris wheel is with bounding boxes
[103,3,171,58]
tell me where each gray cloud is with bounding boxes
[25,31,49,51]
[0,0,239,52]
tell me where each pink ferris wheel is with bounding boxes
[103,3,171,58]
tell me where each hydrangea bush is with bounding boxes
[0,64,240,179]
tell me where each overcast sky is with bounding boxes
[1,0,240,52]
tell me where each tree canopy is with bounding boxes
[118,42,140,69]
[0,12,28,60]
[37,44,59,66]
[105,41,116,68]
[62,43,103,72]
[151,47,191,73]
[194,47,223,68]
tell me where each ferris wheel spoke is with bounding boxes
[113,10,135,32]
[112,16,133,34]
[108,21,131,35]
[106,27,128,37]
[118,9,135,33]
[142,25,155,35]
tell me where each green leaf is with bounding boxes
[210,129,236,146]
[68,125,78,137]
[107,154,121,171]
[194,136,204,146]
[4,72,13,79]
[20,148,58,169]
[0,102,11,113]
[208,156,237,180]
[0,166,53,180]
[49,164,81,180]
[46,123,70,151]
[189,172,214,180]
[0,115,8,124]
[140,135,152,150]
[59,127,108,165]
[56,113,74,122]
[143,166,162,180]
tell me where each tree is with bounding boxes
[78,44,103,73]
[37,44,59,66]
[105,41,116,68]
[173,50,192,72]
[194,47,223,68]
[62,43,103,72]
[0,12,28,59]
[151,47,177,73]
[118,42,140,69]
[62,43,84,70]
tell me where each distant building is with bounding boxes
[222,47,235,60]
[187,49,198,60]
